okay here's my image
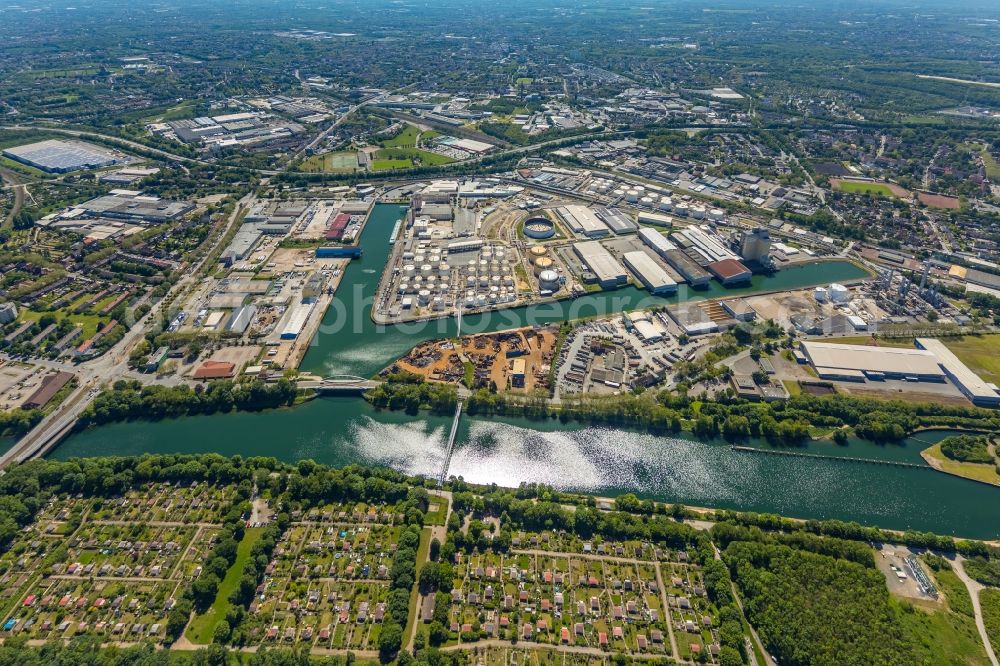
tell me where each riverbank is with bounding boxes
[370,257,873,326]
[921,443,1000,487]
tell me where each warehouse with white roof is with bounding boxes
[573,241,627,289]
[799,341,945,382]
[622,251,677,295]
[915,338,1000,407]
[556,205,609,238]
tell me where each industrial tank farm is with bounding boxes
[522,216,556,239]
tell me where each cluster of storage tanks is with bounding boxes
[608,183,726,223]
[528,245,563,293]
[814,283,851,304]
[584,178,614,196]
[397,244,518,310]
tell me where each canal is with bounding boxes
[49,204,1000,539]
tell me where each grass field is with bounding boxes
[372,158,414,172]
[835,180,897,196]
[185,527,263,644]
[832,335,914,348]
[301,151,359,173]
[968,143,1000,181]
[380,124,421,148]
[939,335,1000,384]
[372,147,455,171]
[922,443,1000,486]
[404,528,432,648]
[981,588,1000,659]
[894,595,991,666]
[17,309,104,339]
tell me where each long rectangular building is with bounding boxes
[573,241,627,289]
[595,207,637,235]
[915,338,1000,407]
[663,249,712,287]
[556,205,609,238]
[622,251,677,295]
[672,226,738,264]
[799,341,945,382]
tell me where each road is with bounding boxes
[0,166,25,227]
[0,192,255,468]
[953,557,1000,666]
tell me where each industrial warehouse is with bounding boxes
[798,339,1000,406]
[2,139,126,173]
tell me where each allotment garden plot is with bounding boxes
[241,504,406,650]
[436,530,728,662]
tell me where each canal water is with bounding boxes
[50,204,1000,539]
[299,204,871,378]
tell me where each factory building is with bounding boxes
[73,191,194,223]
[227,305,258,335]
[915,338,1000,407]
[280,303,315,340]
[595,207,638,235]
[739,227,772,264]
[799,341,946,382]
[663,249,712,287]
[639,227,676,257]
[706,258,752,285]
[671,226,739,265]
[622,251,677,295]
[573,241,627,289]
[638,212,673,227]
[555,205,609,238]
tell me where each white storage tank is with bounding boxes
[659,197,673,211]
[403,264,416,277]
[708,208,725,221]
[420,264,433,276]
[625,189,639,203]
[503,275,514,286]
[674,203,689,217]
[829,283,851,303]
[814,287,828,303]
[641,196,655,206]
[417,289,431,306]
[398,283,409,294]
[691,206,706,220]
[479,275,489,287]
[466,275,476,287]
[491,275,502,286]
[538,269,560,291]
[475,294,487,307]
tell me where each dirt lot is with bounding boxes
[266,248,320,274]
[0,362,36,411]
[917,192,961,209]
[184,345,262,378]
[390,325,559,392]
